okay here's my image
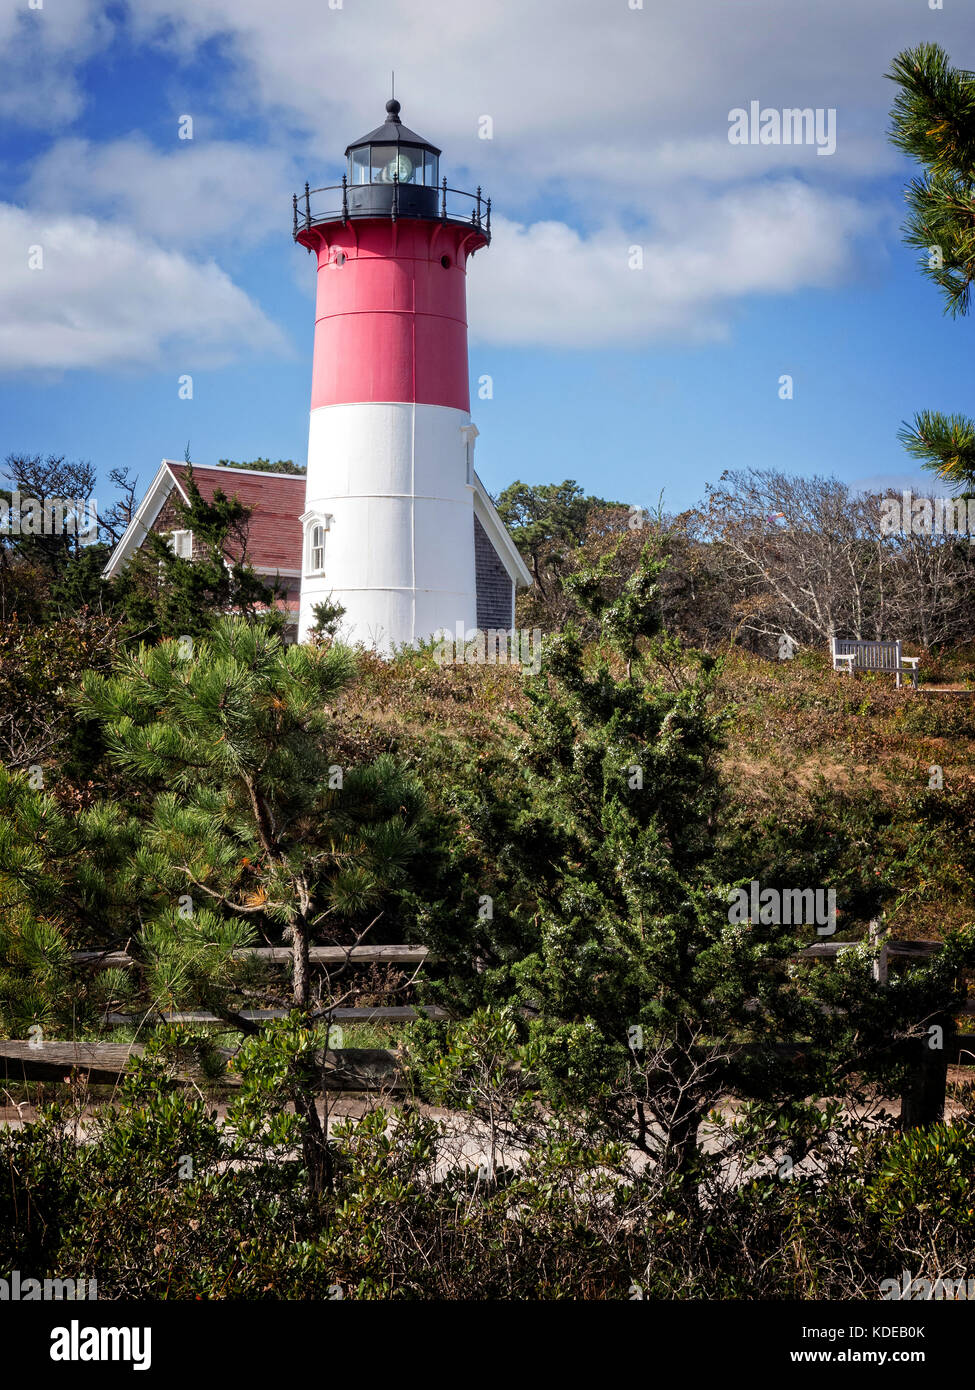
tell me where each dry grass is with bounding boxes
[717,647,975,806]
[318,639,975,947]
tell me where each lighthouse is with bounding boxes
[293,99,530,651]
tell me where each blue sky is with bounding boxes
[1,0,973,517]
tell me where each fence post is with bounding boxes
[864,920,950,1127]
[869,920,888,986]
[900,1024,950,1128]
[900,970,955,1129]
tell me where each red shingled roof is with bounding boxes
[168,464,304,574]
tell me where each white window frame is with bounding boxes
[300,511,331,577]
[310,523,326,574]
[169,528,193,559]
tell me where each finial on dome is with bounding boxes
[385,98,401,121]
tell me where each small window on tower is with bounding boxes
[309,523,326,575]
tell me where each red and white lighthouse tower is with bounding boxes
[293,99,521,651]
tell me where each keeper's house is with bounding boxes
[102,461,306,635]
[102,458,529,647]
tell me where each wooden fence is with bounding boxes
[2,930,972,1124]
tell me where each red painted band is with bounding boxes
[299,219,486,411]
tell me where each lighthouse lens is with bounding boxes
[370,145,414,183]
[385,153,414,183]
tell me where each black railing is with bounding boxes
[292,175,491,242]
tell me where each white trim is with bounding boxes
[309,522,327,576]
[460,423,479,487]
[102,461,178,578]
[161,460,308,484]
[471,471,532,589]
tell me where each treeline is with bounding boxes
[508,471,975,658]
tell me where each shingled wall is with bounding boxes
[150,492,191,554]
[474,514,513,630]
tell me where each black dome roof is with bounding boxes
[345,99,441,156]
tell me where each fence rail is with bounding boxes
[71,945,435,970]
[7,930,968,1124]
[101,1005,447,1026]
[0,1039,403,1091]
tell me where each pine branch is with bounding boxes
[897,409,975,489]
[888,44,975,316]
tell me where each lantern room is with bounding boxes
[344,98,440,218]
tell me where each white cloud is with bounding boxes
[25,136,296,249]
[0,204,287,372]
[470,183,881,347]
[634,132,899,188]
[0,0,951,356]
[116,0,949,193]
[0,0,111,128]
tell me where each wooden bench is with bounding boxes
[830,637,919,689]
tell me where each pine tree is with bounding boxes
[76,619,428,1014]
[495,480,620,596]
[217,458,306,476]
[499,542,974,1192]
[0,618,429,1190]
[2,617,437,1191]
[888,44,975,490]
[897,409,975,494]
[0,771,142,1035]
